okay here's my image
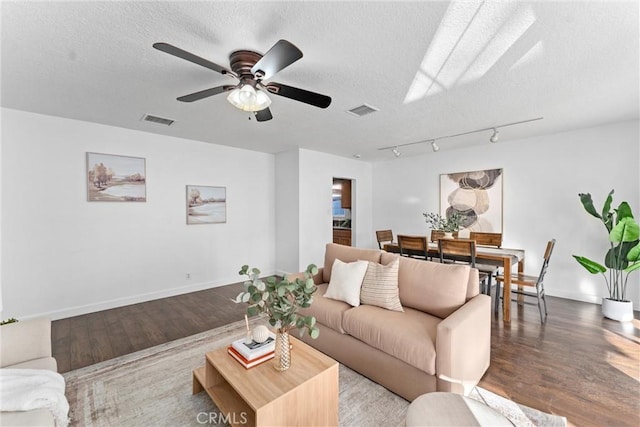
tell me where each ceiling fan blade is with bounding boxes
[177,85,235,102]
[254,108,273,122]
[153,42,231,75]
[251,40,303,80]
[265,83,332,109]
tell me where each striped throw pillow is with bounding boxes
[360,258,403,312]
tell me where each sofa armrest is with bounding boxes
[284,267,325,285]
[435,294,491,394]
[0,318,52,368]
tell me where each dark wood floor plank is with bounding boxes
[52,283,639,427]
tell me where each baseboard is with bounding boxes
[21,271,278,321]
[546,289,601,305]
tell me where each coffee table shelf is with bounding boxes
[193,337,338,427]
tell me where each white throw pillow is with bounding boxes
[324,259,369,306]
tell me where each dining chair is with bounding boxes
[430,230,459,242]
[437,239,491,293]
[469,232,502,248]
[469,232,503,294]
[376,229,395,250]
[397,235,429,259]
[495,239,556,323]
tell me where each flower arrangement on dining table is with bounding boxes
[423,211,464,232]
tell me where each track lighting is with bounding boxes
[377,116,543,156]
[490,128,499,143]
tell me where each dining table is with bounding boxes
[384,238,525,322]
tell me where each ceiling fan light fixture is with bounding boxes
[227,84,272,112]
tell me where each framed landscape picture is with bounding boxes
[86,152,146,202]
[439,168,503,232]
[186,185,226,224]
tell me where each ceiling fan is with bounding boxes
[153,39,332,122]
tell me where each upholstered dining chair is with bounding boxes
[495,239,556,323]
[376,229,395,250]
[469,232,503,248]
[437,238,491,294]
[397,235,429,259]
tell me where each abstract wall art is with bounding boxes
[440,168,503,232]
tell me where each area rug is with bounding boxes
[64,319,566,426]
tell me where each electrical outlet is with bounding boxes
[186,273,191,280]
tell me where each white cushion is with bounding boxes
[324,259,369,306]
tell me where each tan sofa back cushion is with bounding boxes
[323,243,382,283]
[381,252,470,318]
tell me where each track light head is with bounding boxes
[431,140,439,152]
[490,128,499,143]
[392,147,401,158]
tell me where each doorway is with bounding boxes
[332,178,353,246]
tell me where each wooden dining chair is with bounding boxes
[495,239,556,323]
[376,229,395,250]
[437,238,490,293]
[397,235,429,259]
[469,232,502,248]
[430,230,459,242]
[469,231,503,294]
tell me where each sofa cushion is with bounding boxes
[360,258,403,312]
[7,357,57,371]
[342,305,439,375]
[298,284,351,333]
[386,254,471,319]
[323,243,382,283]
[0,409,55,427]
[324,259,369,306]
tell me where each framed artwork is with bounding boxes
[86,152,146,202]
[439,168,503,232]
[186,185,227,224]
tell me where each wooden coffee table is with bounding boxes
[193,336,339,427]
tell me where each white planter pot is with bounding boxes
[443,232,453,239]
[602,298,634,322]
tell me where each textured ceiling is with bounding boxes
[1,1,638,161]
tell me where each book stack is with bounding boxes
[228,332,276,369]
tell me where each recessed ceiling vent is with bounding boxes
[347,104,379,117]
[141,114,175,126]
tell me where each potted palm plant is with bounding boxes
[234,264,319,371]
[573,190,640,321]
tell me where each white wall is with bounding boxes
[274,148,374,273]
[275,149,300,273]
[298,149,374,270]
[372,120,640,307]
[1,108,276,319]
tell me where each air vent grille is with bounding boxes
[141,114,175,126]
[347,104,379,117]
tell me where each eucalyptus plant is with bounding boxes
[234,264,320,339]
[573,190,640,301]
[423,211,463,232]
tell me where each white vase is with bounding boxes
[443,232,453,239]
[601,298,634,322]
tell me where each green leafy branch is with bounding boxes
[233,264,320,339]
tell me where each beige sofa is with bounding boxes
[295,243,491,401]
[0,318,58,426]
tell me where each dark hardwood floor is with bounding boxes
[53,288,639,427]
